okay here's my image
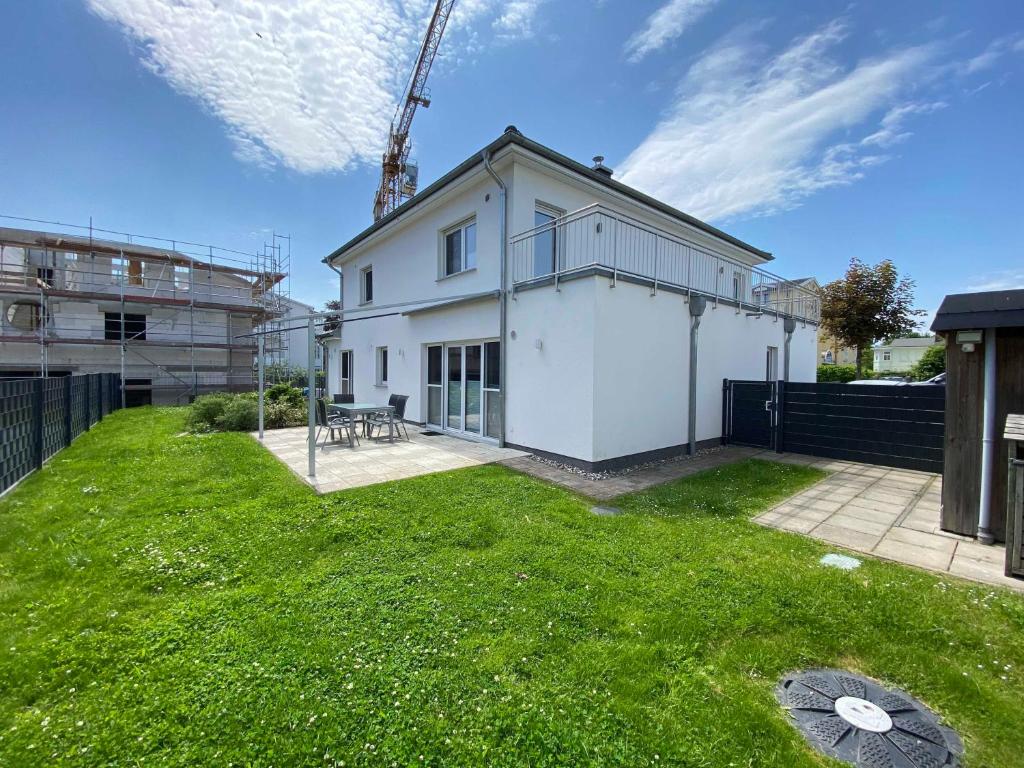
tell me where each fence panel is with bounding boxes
[0,373,121,495]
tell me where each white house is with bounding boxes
[873,336,941,373]
[322,128,819,470]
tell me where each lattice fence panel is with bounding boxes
[41,378,65,463]
[0,380,36,495]
[70,376,88,439]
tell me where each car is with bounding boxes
[848,378,909,385]
[910,372,945,385]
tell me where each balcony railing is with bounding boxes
[510,204,820,323]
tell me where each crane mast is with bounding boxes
[373,0,456,221]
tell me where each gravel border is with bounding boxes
[526,444,728,481]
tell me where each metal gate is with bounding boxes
[722,378,778,450]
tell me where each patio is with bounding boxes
[755,455,1022,592]
[255,425,529,493]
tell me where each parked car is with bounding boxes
[910,372,945,385]
[848,377,910,385]
[848,373,944,386]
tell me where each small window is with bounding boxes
[174,265,190,290]
[361,266,374,304]
[376,346,388,385]
[882,350,891,361]
[443,219,477,277]
[733,271,743,301]
[105,312,147,341]
[111,257,126,283]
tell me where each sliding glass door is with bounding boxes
[428,341,500,438]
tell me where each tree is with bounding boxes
[910,342,946,381]
[323,299,342,334]
[819,259,924,379]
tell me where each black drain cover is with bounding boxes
[777,669,963,768]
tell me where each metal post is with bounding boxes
[258,333,265,440]
[120,249,127,409]
[775,379,785,453]
[307,317,316,477]
[64,375,73,446]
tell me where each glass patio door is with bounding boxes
[445,344,483,435]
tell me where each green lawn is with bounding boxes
[1,408,1022,767]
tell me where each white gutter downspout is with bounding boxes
[978,327,997,544]
[482,150,508,447]
[688,295,707,455]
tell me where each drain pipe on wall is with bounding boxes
[977,327,997,545]
[688,295,707,455]
[783,317,796,381]
[482,150,508,447]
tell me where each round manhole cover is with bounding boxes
[777,669,963,768]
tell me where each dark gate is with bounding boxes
[722,379,778,449]
[723,380,945,473]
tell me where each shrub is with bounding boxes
[217,397,259,432]
[265,383,305,410]
[185,393,234,432]
[911,343,946,381]
[264,400,306,429]
[817,364,857,383]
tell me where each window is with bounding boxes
[6,301,47,331]
[36,267,54,287]
[484,341,501,439]
[766,346,779,381]
[104,312,147,341]
[174,265,191,291]
[882,350,892,362]
[128,259,143,286]
[375,346,388,385]
[532,204,563,277]
[339,350,353,395]
[427,345,443,426]
[443,219,477,277]
[733,271,744,301]
[111,257,126,283]
[361,266,374,304]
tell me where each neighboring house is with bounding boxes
[322,127,820,470]
[817,329,858,366]
[0,226,284,405]
[872,336,940,373]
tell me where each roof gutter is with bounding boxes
[482,149,508,448]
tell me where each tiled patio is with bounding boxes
[255,425,529,494]
[756,455,1022,592]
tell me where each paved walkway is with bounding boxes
[755,455,1022,592]
[499,446,763,500]
[255,426,528,494]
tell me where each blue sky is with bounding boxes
[2,0,1022,324]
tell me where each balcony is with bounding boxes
[509,204,820,323]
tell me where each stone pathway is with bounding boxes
[499,446,763,500]
[755,455,1022,592]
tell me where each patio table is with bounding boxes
[328,402,396,447]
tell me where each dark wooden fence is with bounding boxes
[723,380,945,474]
[0,373,121,495]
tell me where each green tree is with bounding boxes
[819,259,924,379]
[323,299,342,334]
[910,343,946,381]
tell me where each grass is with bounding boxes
[0,407,1021,767]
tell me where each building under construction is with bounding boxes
[0,218,289,405]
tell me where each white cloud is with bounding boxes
[861,101,947,148]
[962,33,1024,74]
[87,0,537,174]
[617,20,939,221]
[493,0,545,40]
[967,268,1024,292]
[624,0,719,63]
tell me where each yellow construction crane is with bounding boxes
[373,0,457,221]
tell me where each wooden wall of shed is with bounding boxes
[941,328,1024,541]
[942,335,984,537]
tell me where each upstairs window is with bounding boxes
[174,265,191,290]
[105,312,147,341]
[732,271,744,301]
[443,219,477,277]
[361,265,374,304]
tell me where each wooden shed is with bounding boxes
[932,289,1024,543]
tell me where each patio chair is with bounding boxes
[332,393,354,404]
[315,398,357,449]
[366,394,410,441]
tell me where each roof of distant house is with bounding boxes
[325,126,772,264]
[931,289,1024,331]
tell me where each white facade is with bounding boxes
[324,130,819,469]
[873,337,941,373]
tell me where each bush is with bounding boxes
[817,364,857,383]
[217,397,259,432]
[265,383,305,410]
[911,343,946,381]
[185,393,234,432]
[264,400,306,429]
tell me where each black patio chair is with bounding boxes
[367,394,410,441]
[332,393,354,404]
[315,398,357,449]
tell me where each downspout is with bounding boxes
[783,317,796,381]
[482,150,508,447]
[688,295,707,455]
[978,327,997,544]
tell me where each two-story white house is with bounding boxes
[322,127,820,470]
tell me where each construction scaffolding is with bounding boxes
[0,214,288,405]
